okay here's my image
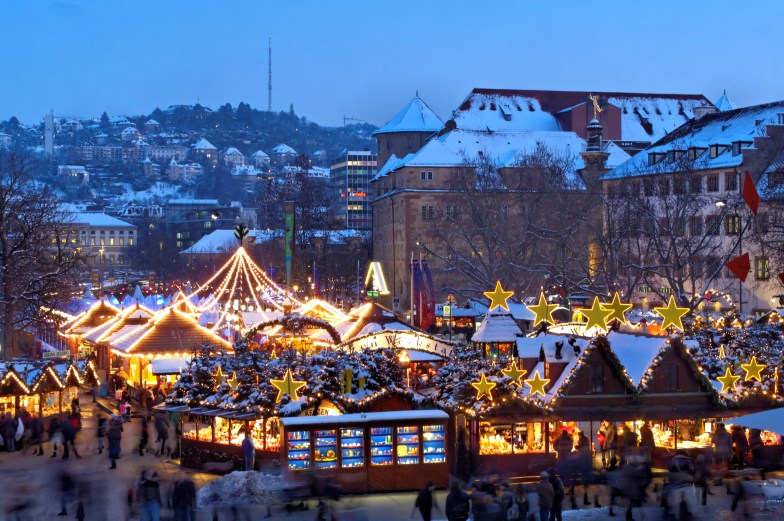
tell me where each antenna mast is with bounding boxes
[267,36,272,112]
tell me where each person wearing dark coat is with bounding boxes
[693,454,712,505]
[711,423,732,468]
[604,422,618,469]
[749,428,765,475]
[138,414,149,456]
[96,414,106,454]
[536,472,554,521]
[413,481,441,521]
[731,425,749,469]
[1,412,18,452]
[445,483,470,521]
[61,416,81,459]
[639,422,655,462]
[553,430,573,463]
[154,413,169,457]
[106,424,122,469]
[172,473,197,521]
[29,416,44,455]
[548,468,565,521]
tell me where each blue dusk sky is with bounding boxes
[1,0,783,127]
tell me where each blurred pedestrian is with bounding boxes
[548,468,565,521]
[154,412,169,457]
[412,481,441,521]
[749,428,765,476]
[241,430,255,471]
[639,422,654,462]
[97,413,106,454]
[138,414,149,456]
[172,472,196,521]
[536,472,554,521]
[604,422,618,469]
[553,429,573,463]
[57,466,76,516]
[139,471,162,521]
[711,423,731,472]
[1,411,18,452]
[49,416,64,458]
[693,453,711,505]
[29,416,44,456]
[107,421,122,469]
[731,425,749,469]
[62,415,81,459]
[445,482,470,521]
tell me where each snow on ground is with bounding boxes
[196,471,294,507]
[114,181,190,203]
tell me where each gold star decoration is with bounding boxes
[270,369,307,403]
[527,293,558,327]
[740,356,766,382]
[653,295,689,332]
[484,281,515,312]
[471,373,497,400]
[227,372,240,389]
[501,359,527,385]
[601,293,633,325]
[582,296,612,333]
[716,366,740,393]
[213,366,226,384]
[525,370,550,397]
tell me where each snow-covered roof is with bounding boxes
[374,97,444,135]
[251,150,269,158]
[181,228,366,255]
[453,93,561,132]
[69,212,134,228]
[372,128,629,185]
[280,409,448,427]
[715,90,736,112]
[145,119,160,126]
[151,357,191,375]
[272,143,296,155]
[224,147,244,157]
[606,96,709,143]
[605,331,666,386]
[471,312,523,343]
[193,138,217,150]
[167,198,219,205]
[604,100,784,180]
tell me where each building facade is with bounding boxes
[330,150,377,230]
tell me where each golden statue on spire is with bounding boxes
[589,93,602,120]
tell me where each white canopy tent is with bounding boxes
[730,408,784,435]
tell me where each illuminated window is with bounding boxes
[725,215,740,235]
[119,237,124,246]
[756,257,770,280]
[109,237,115,246]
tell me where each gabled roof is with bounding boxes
[272,143,296,154]
[224,147,244,157]
[81,303,156,345]
[471,312,522,343]
[193,138,217,150]
[60,299,121,336]
[252,150,269,158]
[603,100,784,180]
[107,308,233,355]
[374,97,444,136]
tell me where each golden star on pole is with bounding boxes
[227,371,240,389]
[583,296,612,333]
[270,369,307,403]
[716,366,740,393]
[654,295,690,332]
[601,292,633,325]
[471,373,497,400]
[501,359,527,385]
[527,293,558,327]
[740,356,766,382]
[484,281,515,312]
[525,370,550,397]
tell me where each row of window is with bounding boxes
[80,229,134,235]
[608,172,738,199]
[56,237,135,246]
[625,214,768,237]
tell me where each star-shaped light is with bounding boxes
[653,295,689,332]
[740,356,766,382]
[525,370,550,396]
[213,366,226,383]
[270,349,278,360]
[270,369,307,403]
[716,366,740,393]
[601,293,633,325]
[471,373,497,400]
[583,296,612,333]
[501,359,527,385]
[484,281,515,312]
[527,293,558,327]
[227,371,240,389]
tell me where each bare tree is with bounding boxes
[420,144,597,300]
[0,152,85,358]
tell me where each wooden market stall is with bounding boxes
[58,299,121,356]
[280,410,450,493]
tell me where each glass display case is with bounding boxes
[370,426,393,466]
[314,429,338,469]
[396,425,420,465]
[341,427,365,468]
[422,424,446,464]
[287,430,311,470]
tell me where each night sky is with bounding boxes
[1,0,783,127]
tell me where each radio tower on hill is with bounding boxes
[267,36,272,112]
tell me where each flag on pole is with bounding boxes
[725,252,751,282]
[742,171,760,215]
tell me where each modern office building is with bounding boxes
[330,150,377,230]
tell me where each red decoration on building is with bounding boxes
[725,252,751,283]
[742,171,759,215]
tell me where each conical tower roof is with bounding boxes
[374,96,443,136]
[715,90,736,112]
